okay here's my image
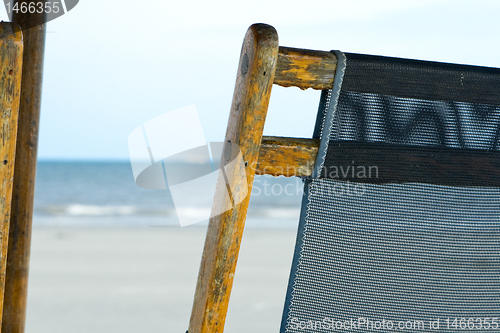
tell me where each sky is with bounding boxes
[1,0,500,160]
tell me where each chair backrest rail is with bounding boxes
[256,136,319,177]
[256,136,500,186]
[274,46,337,90]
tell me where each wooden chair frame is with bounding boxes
[188,23,336,333]
[188,22,500,333]
[0,22,23,331]
[0,4,46,332]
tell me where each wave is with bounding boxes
[34,204,301,219]
[35,204,175,217]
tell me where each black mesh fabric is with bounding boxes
[341,53,500,105]
[281,53,500,333]
[329,91,500,149]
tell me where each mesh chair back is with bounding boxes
[281,51,500,332]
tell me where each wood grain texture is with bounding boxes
[0,22,22,331]
[325,141,500,187]
[256,136,319,177]
[188,24,279,333]
[274,46,337,90]
[2,6,46,333]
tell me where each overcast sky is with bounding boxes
[1,0,499,160]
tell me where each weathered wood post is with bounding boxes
[0,22,23,331]
[2,2,46,332]
[188,23,279,333]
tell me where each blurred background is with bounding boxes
[1,0,500,332]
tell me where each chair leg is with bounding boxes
[2,7,46,333]
[0,22,23,332]
[188,23,279,333]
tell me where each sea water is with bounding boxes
[33,161,303,228]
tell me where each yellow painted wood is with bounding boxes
[0,22,23,331]
[257,136,319,177]
[274,46,337,90]
[188,23,279,333]
[2,5,46,332]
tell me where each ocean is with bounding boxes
[33,161,304,229]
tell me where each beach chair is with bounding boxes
[189,23,500,332]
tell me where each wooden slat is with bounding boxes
[255,137,500,187]
[325,141,500,187]
[0,22,23,331]
[2,5,46,333]
[256,136,319,177]
[188,24,279,333]
[273,46,337,90]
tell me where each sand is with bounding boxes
[25,226,298,333]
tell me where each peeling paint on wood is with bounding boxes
[274,46,337,90]
[256,136,319,177]
[2,6,46,332]
[188,23,279,333]
[0,22,22,331]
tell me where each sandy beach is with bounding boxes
[25,226,298,333]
